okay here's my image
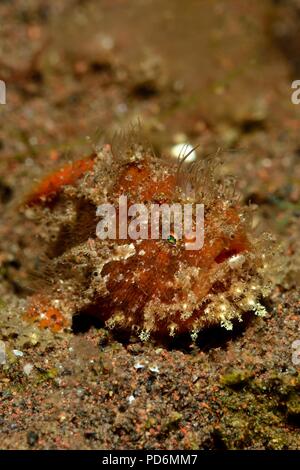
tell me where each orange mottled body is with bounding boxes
[23,139,272,339]
[93,163,250,334]
[25,296,68,333]
[25,154,96,206]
